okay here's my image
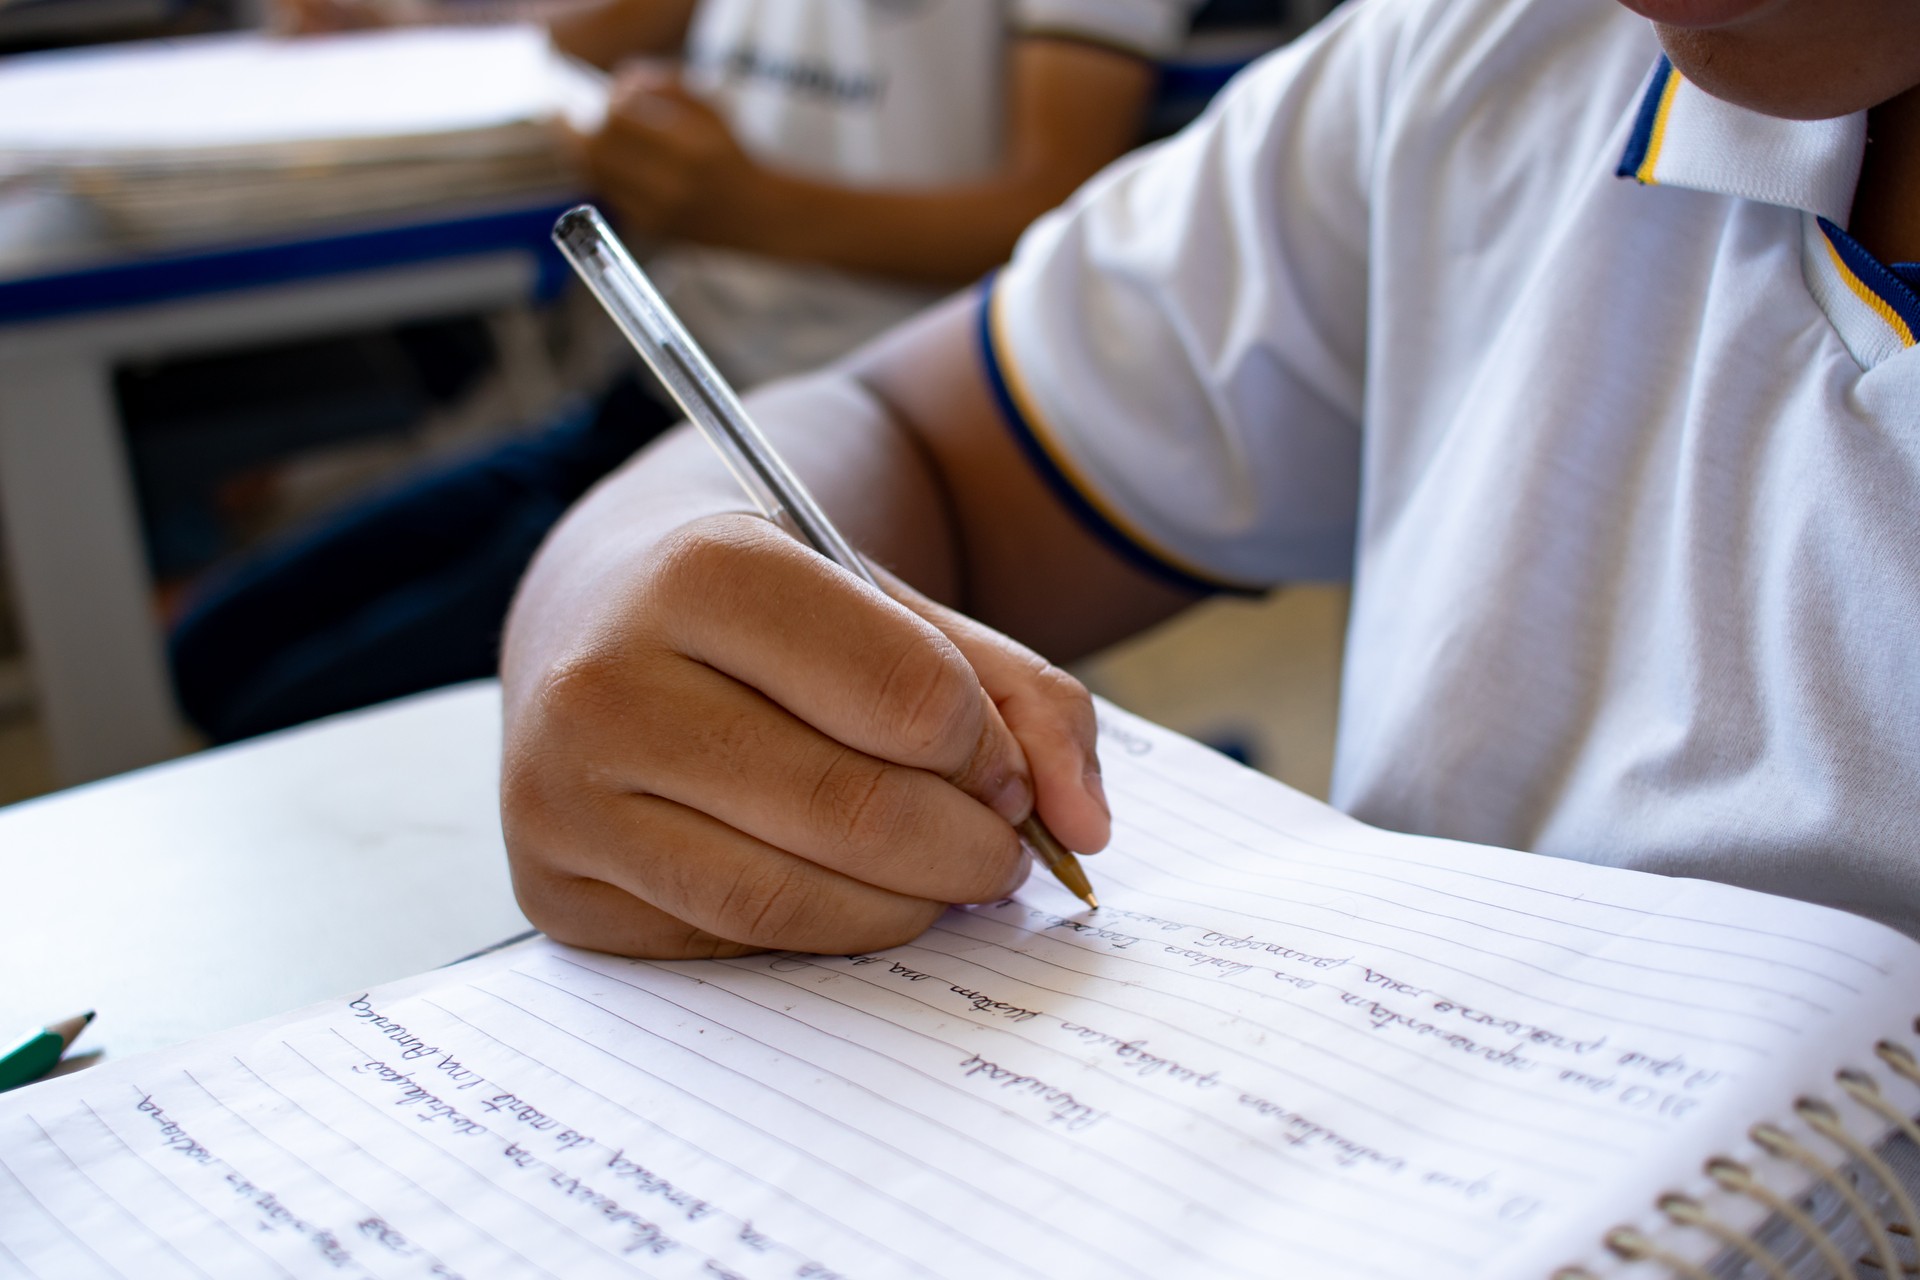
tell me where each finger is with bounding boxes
[544,790,953,954]
[608,58,678,100]
[510,865,764,960]
[902,590,1111,855]
[582,653,1030,903]
[605,81,695,133]
[659,520,1035,820]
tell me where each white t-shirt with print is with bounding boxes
[987,0,1920,936]
[652,0,1195,387]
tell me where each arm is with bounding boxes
[499,293,1195,960]
[584,37,1161,284]
[277,0,695,70]
[547,0,695,69]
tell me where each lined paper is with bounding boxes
[5,704,1919,1279]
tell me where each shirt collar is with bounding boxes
[1615,55,1867,227]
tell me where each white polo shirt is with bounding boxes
[987,0,1920,935]
[651,0,1195,387]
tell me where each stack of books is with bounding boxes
[0,24,602,243]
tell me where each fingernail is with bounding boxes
[988,771,1033,826]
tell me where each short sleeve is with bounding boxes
[1009,0,1198,60]
[984,1,1406,590]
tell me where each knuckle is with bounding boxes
[649,515,769,614]
[719,863,816,945]
[808,754,915,869]
[1029,653,1091,710]
[871,639,976,762]
[952,828,1027,903]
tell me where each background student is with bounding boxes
[169,0,1203,743]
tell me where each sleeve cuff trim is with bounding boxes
[976,277,1265,599]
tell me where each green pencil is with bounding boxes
[0,1011,94,1091]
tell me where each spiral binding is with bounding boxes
[1553,1017,1920,1280]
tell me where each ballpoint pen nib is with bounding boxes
[1017,814,1099,911]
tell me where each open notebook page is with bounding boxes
[4,702,1918,1279]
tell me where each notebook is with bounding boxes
[3,702,1917,1279]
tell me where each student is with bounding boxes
[170,0,1195,742]
[496,0,1920,960]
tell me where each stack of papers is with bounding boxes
[0,25,605,243]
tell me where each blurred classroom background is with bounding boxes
[0,0,1349,808]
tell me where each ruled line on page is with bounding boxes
[446,976,1276,1275]
[958,871,1777,1056]
[932,904,1723,1097]
[1126,737,1894,975]
[1119,788,1859,1002]
[182,1060,467,1280]
[542,952,1473,1270]
[286,1036,599,1279]
[414,985,1017,1279]
[443,975,1008,1278]
[474,970,1147,1280]
[928,909,1689,1112]
[748,938,1604,1189]
[0,1138,129,1280]
[70,1093,302,1278]
[673,951,1521,1257]
[168,1050,545,1280]
[913,917,1658,1144]
[965,877,1784,1054]
[18,1112,211,1280]
[1084,852,1800,1040]
[311,983,890,1278]
[498,957,1426,1280]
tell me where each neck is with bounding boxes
[1849,82,1920,266]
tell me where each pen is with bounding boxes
[0,1011,94,1091]
[553,204,1099,911]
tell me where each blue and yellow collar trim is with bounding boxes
[1808,217,1920,362]
[1617,56,1915,364]
[1614,55,1863,224]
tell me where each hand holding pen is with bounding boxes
[493,209,1108,961]
[554,205,1097,909]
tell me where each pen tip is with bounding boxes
[1083,893,1100,911]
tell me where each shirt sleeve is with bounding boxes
[1008,0,1198,61]
[984,0,1408,591]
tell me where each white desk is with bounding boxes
[0,191,577,784]
[0,680,529,1066]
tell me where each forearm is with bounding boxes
[715,173,1083,287]
[548,0,693,69]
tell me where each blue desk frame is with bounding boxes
[0,195,579,784]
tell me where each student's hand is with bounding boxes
[582,66,773,246]
[272,0,402,34]
[499,508,1109,961]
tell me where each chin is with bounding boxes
[1657,26,1915,120]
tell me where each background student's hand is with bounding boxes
[582,65,772,246]
[499,503,1110,961]
[272,0,406,34]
